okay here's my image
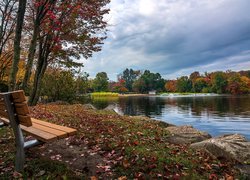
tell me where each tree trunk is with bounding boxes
[9,0,27,91]
[22,24,39,92]
[28,37,50,106]
[28,56,47,106]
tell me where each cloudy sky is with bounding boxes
[82,0,250,80]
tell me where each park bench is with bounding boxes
[0,90,77,172]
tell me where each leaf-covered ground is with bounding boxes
[0,104,242,179]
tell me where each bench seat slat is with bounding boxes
[32,123,68,138]
[20,125,58,142]
[0,118,56,142]
[31,118,77,135]
[0,117,76,142]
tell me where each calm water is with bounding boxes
[89,95,250,140]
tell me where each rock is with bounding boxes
[104,104,123,115]
[83,104,96,110]
[165,125,211,144]
[190,134,250,163]
[155,120,175,128]
[235,164,250,178]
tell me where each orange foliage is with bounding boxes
[165,80,177,92]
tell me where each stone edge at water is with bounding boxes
[190,134,250,177]
[165,125,212,144]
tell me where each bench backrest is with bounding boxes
[0,90,32,127]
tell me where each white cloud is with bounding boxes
[83,0,250,80]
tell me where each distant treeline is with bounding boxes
[108,69,250,95]
[1,68,249,103]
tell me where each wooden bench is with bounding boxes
[0,90,77,172]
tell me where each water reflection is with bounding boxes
[88,95,250,139]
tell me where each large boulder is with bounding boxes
[165,125,212,144]
[190,134,250,163]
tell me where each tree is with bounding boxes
[132,70,165,93]
[121,68,140,91]
[28,0,110,105]
[193,77,207,93]
[111,78,128,93]
[165,80,177,92]
[132,78,146,93]
[176,76,192,92]
[0,50,12,82]
[92,72,109,92]
[41,68,77,102]
[211,72,227,94]
[0,0,17,56]
[9,0,27,91]
[226,73,250,94]
[75,71,90,94]
[22,0,57,91]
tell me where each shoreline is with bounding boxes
[105,102,250,141]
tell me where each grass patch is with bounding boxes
[91,92,119,98]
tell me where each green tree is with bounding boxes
[92,72,109,92]
[121,68,140,91]
[132,70,165,93]
[211,72,227,94]
[193,78,207,93]
[75,72,90,94]
[176,76,192,92]
[41,68,77,102]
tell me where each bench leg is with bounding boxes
[15,142,25,172]
[24,139,42,149]
[14,128,25,172]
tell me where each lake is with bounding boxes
[88,95,250,140]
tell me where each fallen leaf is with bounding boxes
[35,170,46,177]
[91,176,98,180]
[118,176,127,180]
[123,160,130,168]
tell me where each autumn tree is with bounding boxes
[0,0,17,55]
[0,0,17,87]
[28,0,110,105]
[226,73,250,94]
[22,0,57,91]
[111,78,128,93]
[165,80,177,92]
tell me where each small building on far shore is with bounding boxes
[148,90,156,95]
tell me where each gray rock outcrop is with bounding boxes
[165,125,212,144]
[190,134,250,163]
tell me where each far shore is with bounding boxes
[118,92,222,97]
[118,93,151,97]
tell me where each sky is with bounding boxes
[82,0,250,81]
